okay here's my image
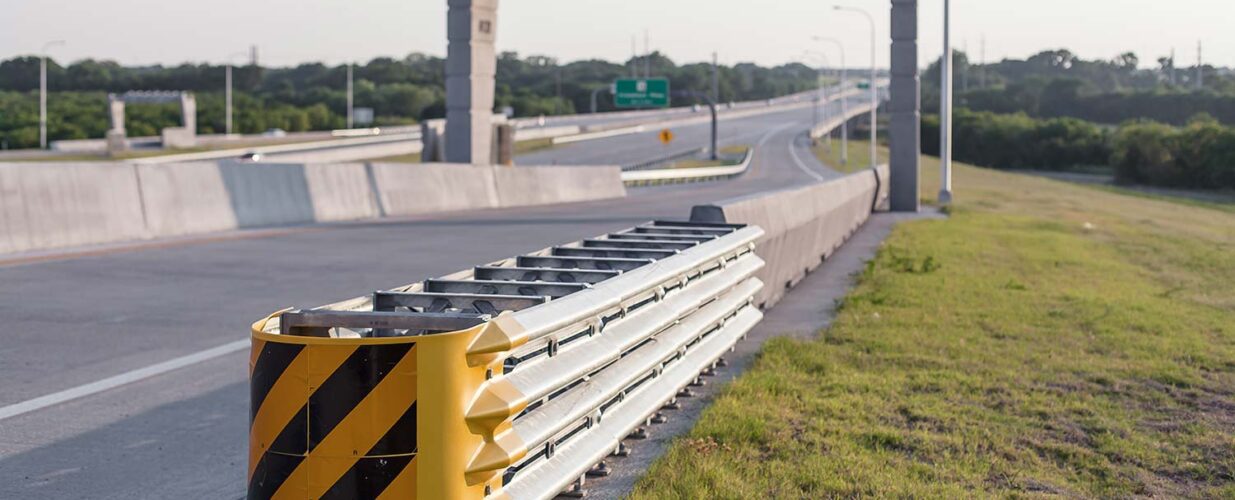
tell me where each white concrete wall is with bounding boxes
[0,160,629,255]
[136,162,237,236]
[0,163,149,254]
[693,165,889,308]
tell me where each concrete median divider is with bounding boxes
[492,165,626,207]
[135,162,237,236]
[0,162,149,254]
[0,161,628,256]
[690,164,890,308]
[368,163,501,216]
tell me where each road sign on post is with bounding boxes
[658,129,674,144]
[614,78,670,108]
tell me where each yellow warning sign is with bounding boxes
[658,129,674,144]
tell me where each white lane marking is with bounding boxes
[0,339,249,421]
[749,121,800,175]
[787,132,825,181]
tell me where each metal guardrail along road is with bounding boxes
[250,220,766,499]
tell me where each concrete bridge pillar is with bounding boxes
[445,0,498,164]
[889,0,921,212]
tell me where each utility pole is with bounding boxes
[225,63,233,135]
[939,0,953,203]
[813,36,847,165]
[1170,47,1176,85]
[630,36,637,78]
[1197,41,1203,89]
[555,65,563,115]
[834,5,877,170]
[961,38,969,93]
[979,34,986,88]
[225,52,247,136]
[39,40,65,149]
[647,29,657,77]
[346,63,354,128]
[712,52,720,105]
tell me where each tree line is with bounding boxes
[921,109,1235,190]
[922,49,1235,126]
[0,52,817,149]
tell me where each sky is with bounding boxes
[2,0,1232,70]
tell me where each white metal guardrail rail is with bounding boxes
[249,220,765,499]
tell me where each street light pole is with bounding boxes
[813,36,847,164]
[939,0,953,203]
[346,63,355,129]
[225,63,233,135]
[833,5,878,169]
[803,51,831,144]
[225,52,247,136]
[40,40,65,150]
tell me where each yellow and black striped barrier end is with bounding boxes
[248,319,419,499]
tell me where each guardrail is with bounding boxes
[249,220,765,499]
[619,148,754,186]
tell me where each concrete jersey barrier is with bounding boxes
[690,164,890,308]
[0,162,149,254]
[0,161,628,256]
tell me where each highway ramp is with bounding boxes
[0,102,851,498]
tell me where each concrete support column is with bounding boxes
[446,0,498,164]
[889,0,921,212]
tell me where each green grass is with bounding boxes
[670,145,750,169]
[632,155,1235,498]
[813,138,889,174]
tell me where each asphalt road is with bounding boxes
[0,99,857,499]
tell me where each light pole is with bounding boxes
[346,63,355,128]
[833,5,878,169]
[225,52,247,136]
[813,36,848,165]
[939,0,953,203]
[40,40,66,149]
[803,51,831,143]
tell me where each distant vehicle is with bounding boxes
[239,152,263,162]
[262,128,287,138]
[766,99,774,106]
[727,101,735,109]
[691,104,701,112]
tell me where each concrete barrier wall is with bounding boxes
[304,163,380,222]
[691,165,889,308]
[369,163,500,216]
[0,163,149,254]
[136,162,237,236]
[0,161,627,256]
[493,165,626,207]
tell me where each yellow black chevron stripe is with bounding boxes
[247,335,419,499]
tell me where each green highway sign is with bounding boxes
[614,78,670,108]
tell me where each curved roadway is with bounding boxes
[0,97,864,498]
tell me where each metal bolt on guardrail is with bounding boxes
[249,220,766,499]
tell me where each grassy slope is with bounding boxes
[814,138,889,174]
[632,149,1235,498]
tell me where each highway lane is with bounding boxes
[516,95,864,168]
[0,101,845,498]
